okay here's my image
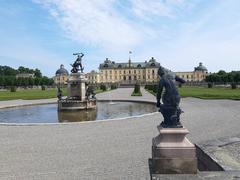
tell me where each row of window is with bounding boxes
[100,74,159,80]
[102,69,157,75]
[179,74,206,79]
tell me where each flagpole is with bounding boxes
[129,51,132,61]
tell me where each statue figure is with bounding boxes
[57,87,62,100]
[156,65,186,128]
[71,53,84,73]
[85,83,96,100]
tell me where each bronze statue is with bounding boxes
[71,53,84,73]
[57,87,62,100]
[85,83,96,100]
[156,65,186,128]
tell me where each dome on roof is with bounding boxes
[194,62,207,72]
[55,64,69,75]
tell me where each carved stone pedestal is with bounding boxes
[151,126,197,174]
[58,72,96,111]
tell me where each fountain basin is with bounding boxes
[0,101,157,123]
[58,99,96,110]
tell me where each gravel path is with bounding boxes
[0,88,240,179]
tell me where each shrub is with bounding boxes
[10,86,16,92]
[207,83,213,88]
[152,84,158,93]
[132,83,142,96]
[178,83,182,88]
[41,85,46,91]
[231,82,237,89]
[134,83,141,94]
[111,84,117,90]
[145,84,157,93]
[100,84,107,91]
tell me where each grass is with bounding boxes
[0,87,112,101]
[146,86,240,100]
[131,92,142,96]
[1,86,239,101]
[0,88,67,101]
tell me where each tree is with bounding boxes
[233,73,240,83]
[29,78,34,86]
[0,66,18,76]
[0,76,5,87]
[34,78,41,86]
[217,70,226,76]
[34,68,42,78]
[23,78,28,87]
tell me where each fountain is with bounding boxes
[58,53,97,111]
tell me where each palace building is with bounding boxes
[98,57,160,84]
[53,64,69,85]
[95,58,208,84]
[85,70,101,84]
[54,58,208,85]
[175,62,208,82]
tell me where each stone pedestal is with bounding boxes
[67,73,87,100]
[58,72,96,111]
[152,126,197,174]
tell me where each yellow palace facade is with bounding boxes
[85,58,208,84]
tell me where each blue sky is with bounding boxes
[0,0,239,77]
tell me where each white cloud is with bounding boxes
[33,0,197,51]
[130,0,173,19]
[34,0,143,51]
[32,0,240,72]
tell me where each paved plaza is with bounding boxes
[0,88,240,179]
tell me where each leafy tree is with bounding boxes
[217,70,226,76]
[205,71,240,84]
[34,78,41,86]
[34,68,42,78]
[29,78,34,86]
[0,76,5,86]
[0,66,18,76]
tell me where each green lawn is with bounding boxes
[1,87,240,101]
[0,88,109,101]
[0,88,67,101]
[147,86,240,100]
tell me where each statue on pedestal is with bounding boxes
[71,53,84,73]
[58,52,96,111]
[156,65,186,128]
[152,65,197,175]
